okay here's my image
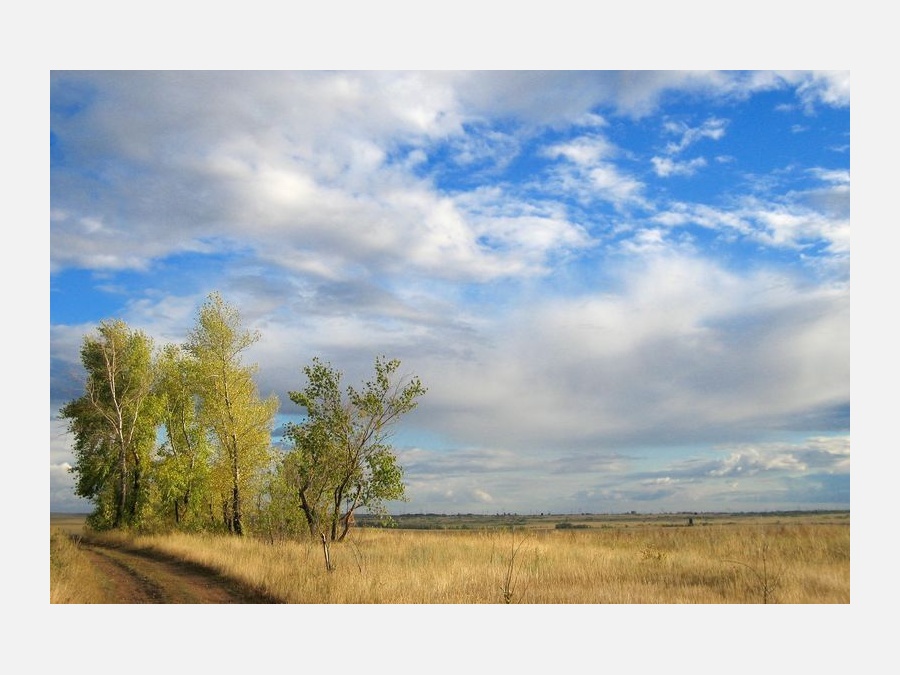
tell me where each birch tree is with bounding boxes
[61,320,160,529]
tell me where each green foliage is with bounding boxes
[151,343,214,530]
[254,465,311,543]
[185,293,279,535]
[61,320,161,530]
[59,293,424,542]
[284,355,426,541]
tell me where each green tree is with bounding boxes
[256,459,311,543]
[186,293,278,535]
[152,343,213,530]
[61,320,160,529]
[285,356,426,541]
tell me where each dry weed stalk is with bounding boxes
[498,531,531,604]
[723,538,782,604]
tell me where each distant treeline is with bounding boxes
[355,510,849,530]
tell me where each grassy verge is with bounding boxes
[69,520,847,603]
[50,526,109,603]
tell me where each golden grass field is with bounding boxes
[51,511,849,603]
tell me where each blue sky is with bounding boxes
[49,71,850,515]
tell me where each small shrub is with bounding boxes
[555,522,588,530]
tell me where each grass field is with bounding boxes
[50,510,849,604]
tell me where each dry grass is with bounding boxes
[78,520,848,604]
[50,526,111,603]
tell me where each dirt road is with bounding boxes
[75,535,280,604]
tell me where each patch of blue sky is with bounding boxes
[50,268,141,325]
[151,247,243,290]
[50,131,63,165]
[643,102,846,208]
[719,94,848,170]
[50,248,245,325]
[49,74,96,120]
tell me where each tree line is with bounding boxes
[60,292,426,541]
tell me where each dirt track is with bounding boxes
[75,535,280,604]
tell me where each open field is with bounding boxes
[51,511,848,604]
[357,509,850,530]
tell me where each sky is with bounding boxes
[49,70,851,515]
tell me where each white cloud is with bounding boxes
[418,251,848,453]
[662,117,727,154]
[651,156,708,177]
[587,165,647,207]
[53,72,605,285]
[50,415,94,513]
[785,70,850,110]
[708,436,849,477]
[753,206,849,253]
[50,71,850,514]
[654,182,850,258]
[52,72,466,272]
[618,227,670,253]
[93,246,843,468]
[541,134,648,208]
[650,117,724,178]
[543,136,616,166]
[52,71,847,278]
[810,168,850,185]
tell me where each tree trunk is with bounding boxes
[129,465,142,520]
[115,447,127,527]
[231,444,243,535]
[329,484,346,541]
[232,484,243,535]
[337,510,355,541]
[298,490,318,538]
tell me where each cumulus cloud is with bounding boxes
[779,70,850,111]
[52,72,604,285]
[558,435,850,512]
[417,251,848,453]
[50,71,849,514]
[51,71,845,279]
[718,436,849,474]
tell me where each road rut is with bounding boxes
[75,535,280,604]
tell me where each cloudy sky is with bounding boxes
[49,70,850,515]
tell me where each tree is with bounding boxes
[185,293,278,535]
[61,320,160,529]
[152,343,213,530]
[284,356,426,542]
